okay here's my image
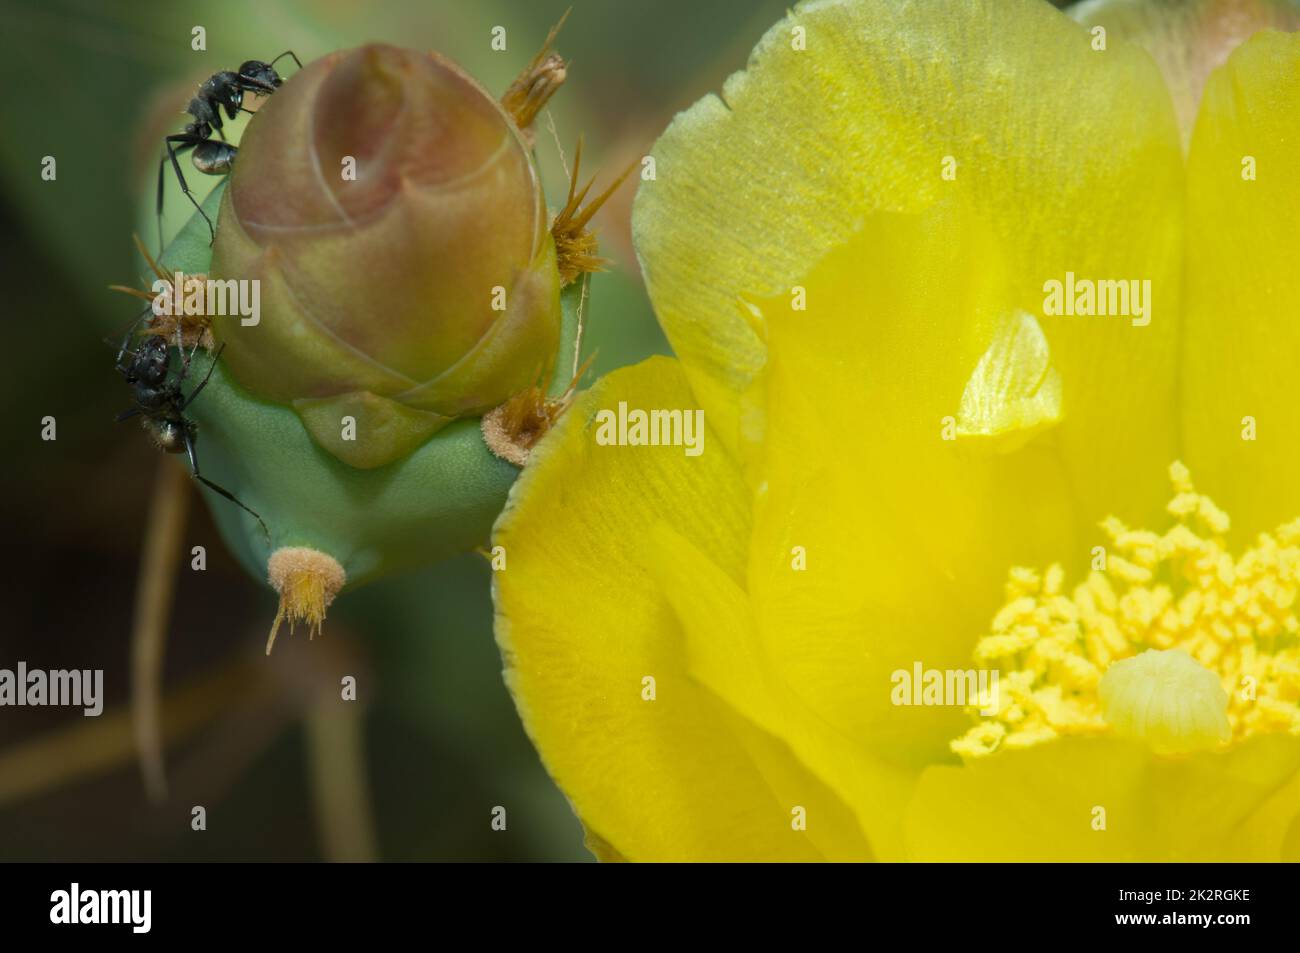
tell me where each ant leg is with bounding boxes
[270,50,303,69]
[116,407,142,423]
[169,308,199,383]
[161,135,214,247]
[185,331,203,369]
[180,343,225,410]
[114,304,153,371]
[156,138,199,256]
[167,135,214,239]
[183,429,269,538]
[155,151,166,256]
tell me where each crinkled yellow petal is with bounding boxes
[954,309,1063,452]
[1183,29,1300,545]
[906,735,1300,861]
[1073,0,1300,147]
[633,0,1184,489]
[493,357,822,861]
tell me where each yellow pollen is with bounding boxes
[952,462,1300,759]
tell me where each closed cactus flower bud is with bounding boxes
[211,43,561,469]
[125,25,618,652]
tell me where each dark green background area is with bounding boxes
[0,0,1076,861]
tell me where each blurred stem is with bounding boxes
[0,656,253,809]
[132,458,190,802]
[304,701,379,862]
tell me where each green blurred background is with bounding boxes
[0,0,803,861]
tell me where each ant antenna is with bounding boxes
[269,50,303,70]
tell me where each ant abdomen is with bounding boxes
[193,141,238,176]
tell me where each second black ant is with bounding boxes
[114,307,269,539]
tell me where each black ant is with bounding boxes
[115,308,269,538]
[157,51,302,253]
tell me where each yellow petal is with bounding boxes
[633,0,1184,486]
[735,203,1102,761]
[493,357,823,860]
[1073,0,1300,147]
[1183,29,1300,545]
[906,736,1300,861]
[680,0,1186,762]
[646,522,912,860]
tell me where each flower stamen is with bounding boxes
[953,462,1300,759]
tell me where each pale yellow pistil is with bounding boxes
[953,462,1300,759]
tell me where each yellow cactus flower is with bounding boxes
[492,0,1300,861]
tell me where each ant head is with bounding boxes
[128,334,170,386]
[238,61,283,91]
